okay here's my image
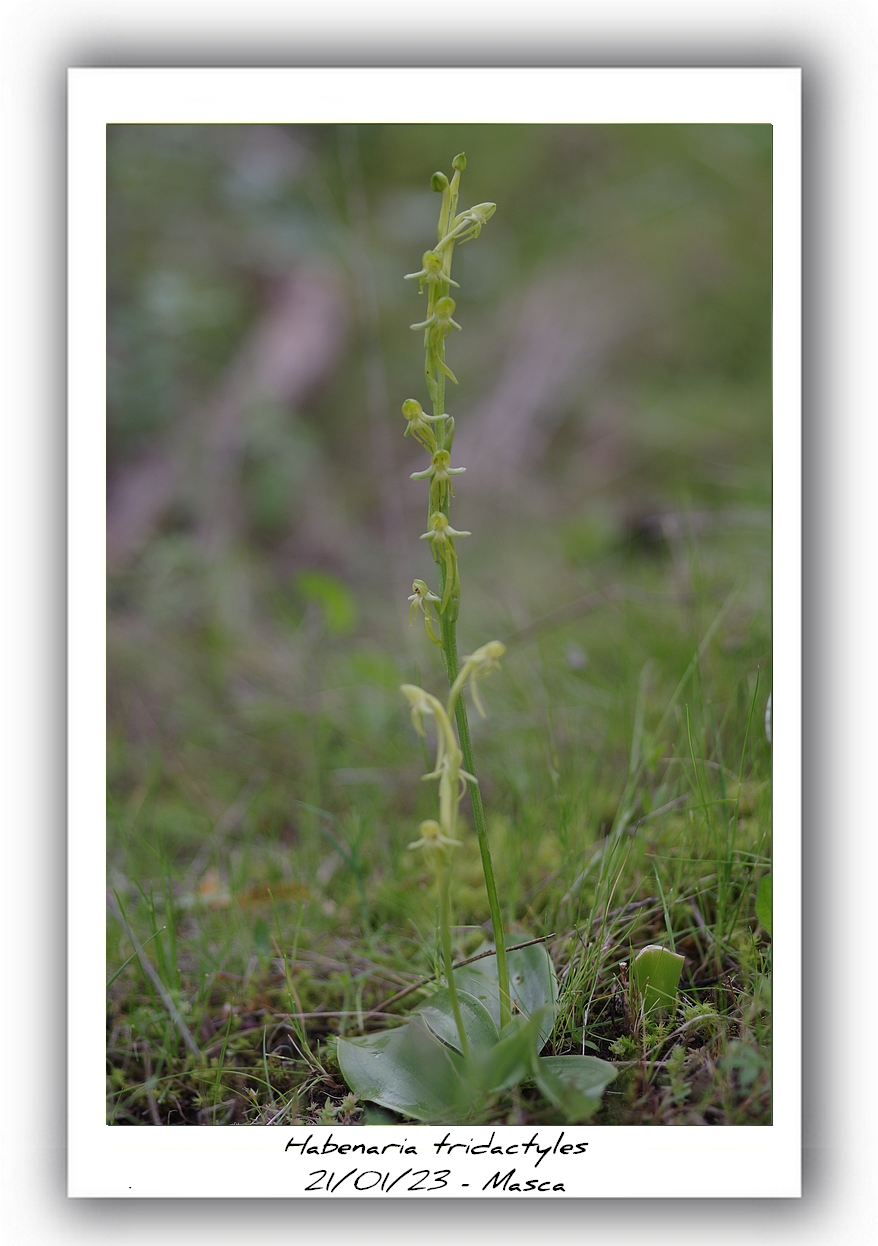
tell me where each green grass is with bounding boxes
[107,515,771,1127]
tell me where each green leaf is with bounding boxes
[416,988,500,1054]
[756,873,772,936]
[296,569,358,635]
[453,940,558,1047]
[535,1055,616,1121]
[539,1055,617,1098]
[475,1011,548,1094]
[362,1104,399,1126]
[632,945,685,1015]
[336,1019,464,1123]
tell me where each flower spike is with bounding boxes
[394,157,512,1032]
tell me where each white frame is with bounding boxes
[69,66,801,1199]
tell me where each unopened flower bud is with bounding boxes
[431,171,449,192]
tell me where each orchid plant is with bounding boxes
[336,156,617,1123]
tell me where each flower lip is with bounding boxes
[408,578,440,603]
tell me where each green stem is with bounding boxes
[439,610,511,1029]
[437,855,470,1057]
[432,352,446,434]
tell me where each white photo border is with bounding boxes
[70,66,801,1199]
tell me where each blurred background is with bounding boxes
[107,123,771,929]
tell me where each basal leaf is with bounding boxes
[336,1019,464,1122]
[474,1010,547,1094]
[536,1055,617,1121]
[362,1104,398,1125]
[539,1055,617,1097]
[453,940,557,1046]
[416,988,500,1054]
